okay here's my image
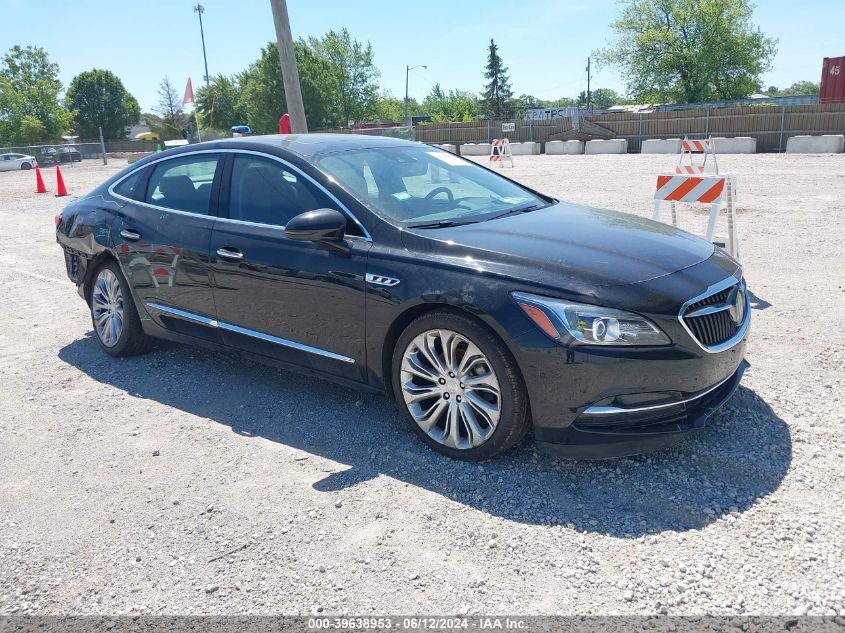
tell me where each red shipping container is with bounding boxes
[820,56,845,103]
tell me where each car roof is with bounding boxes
[214,133,418,159]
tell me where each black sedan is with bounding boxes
[55,134,750,460]
[42,146,83,165]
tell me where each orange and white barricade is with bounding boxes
[652,173,739,258]
[675,136,719,175]
[489,138,513,168]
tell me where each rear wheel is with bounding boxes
[20,162,32,170]
[392,310,530,461]
[90,261,153,357]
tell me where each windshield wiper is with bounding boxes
[407,219,479,229]
[486,203,543,222]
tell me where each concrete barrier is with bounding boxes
[562,140,585,155]
[459,143,490,156]
[641,138,682,154]
[126,152,154,164]
[509,141,540,155]
[786,134,845,154]
[712,137,757,154]
[585,139,628,155]
[545,140,584,155]
[434,143,457,154]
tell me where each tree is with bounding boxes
[195,74,246,130]
[65,69,140,140]
[481,39,513,119]
[155,76,184,129]
[238,44,285,134]
[371,92,414,122]
[424,84,480,122]
[776,81,820,97]
[0,45,71,144]
[309,28,379,125]
[576,87,624,109]
[597,0,777,103]
[518,94,543,110]
[294,39,342,127]
[238,40,340,133]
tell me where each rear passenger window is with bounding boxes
[229,154,339,228]
[113,169,144,199]
[146,154,220,214]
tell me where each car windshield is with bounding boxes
[316,145,549,226]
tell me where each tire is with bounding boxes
[89,260,153,357]
[392,310,530,461]
[20,162,32,170]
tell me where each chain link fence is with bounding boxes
[0,142,106,165]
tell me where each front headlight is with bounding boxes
[512,291,671,346]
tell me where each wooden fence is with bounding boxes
[415,118,574,144]
[414,103,845,152]
[591,103,845,152]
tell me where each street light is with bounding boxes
[405,64,427,119]
[194,4,210,85]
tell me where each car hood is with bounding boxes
[402,200,715,288]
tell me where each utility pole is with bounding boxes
[405,66,410,120]
[586,57,592,112]
[193,4,210,86]
[404,64,427,120]
[98,126,107,166]
[269,0,308,133]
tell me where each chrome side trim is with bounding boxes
[581,370,735,416]
[145,302,218,327]
[678,275,750,354]
[145,302,355,364]
[107,148,372,241]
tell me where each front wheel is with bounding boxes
[392,310,530,461]
[89,261,153,357]
[20,162,32,170]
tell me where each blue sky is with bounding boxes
[2,0,843,112]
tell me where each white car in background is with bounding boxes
[0,153,38,171]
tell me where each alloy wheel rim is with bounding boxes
[92,269,124,348]
[400,329,501,450]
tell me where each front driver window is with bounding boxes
[317,146,546,226]
[229,154,339,228]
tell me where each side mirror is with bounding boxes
[284,208,347,242]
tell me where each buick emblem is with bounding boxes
[728,287,746,325]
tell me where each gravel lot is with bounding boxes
[0,153,843,616]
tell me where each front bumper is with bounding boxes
[534,360,747,458]
[504,250,749,459]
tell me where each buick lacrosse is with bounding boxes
[56,134,749,460]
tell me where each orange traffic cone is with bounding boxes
[35,165,47,193]
[55,165,68,197]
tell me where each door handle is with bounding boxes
[120,229,141,241]
[216,247,244,261]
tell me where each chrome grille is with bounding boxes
[681,280,747,350]
[684,309,739,347]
